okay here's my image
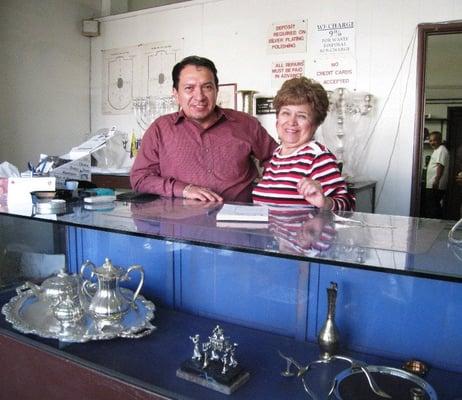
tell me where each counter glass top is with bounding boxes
[1,197,462,282]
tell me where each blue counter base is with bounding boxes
[1,288,462,400]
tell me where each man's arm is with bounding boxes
[130,122,222,201]
[250,119,278,166]
[130,123,186,197]
[432,163,445,190]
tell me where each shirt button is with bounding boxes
[205,148,209,153]
[207,169,211,173]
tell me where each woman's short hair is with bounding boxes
[273,77,329,125]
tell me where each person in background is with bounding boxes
[425,131,449,218]
[130,55,277,202]
[252,77,355,211]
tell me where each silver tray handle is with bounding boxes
[80,260,97,298]
[120,321,156,339]
[122,264,144,304]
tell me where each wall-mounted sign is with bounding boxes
[256,97,276,115]
[313,57,356,90]
[271,60,305,88]
[267,20,307,54]
[313,20,355,57]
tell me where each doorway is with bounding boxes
[445,107,462,219]
[411,22,462,219]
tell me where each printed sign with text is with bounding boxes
[271,60,305,88]
[267,20,307,54]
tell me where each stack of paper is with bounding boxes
[216,204,269,222]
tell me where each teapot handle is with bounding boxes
[16,281,41,297]
[80,260,96,298]
[124,264,144,304]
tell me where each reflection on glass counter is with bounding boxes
[1,196,459,281]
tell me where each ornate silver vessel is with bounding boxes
[81,258,144,320]
[318,281,340,359]
[20,269,82,305]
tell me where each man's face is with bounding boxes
[173,64,218,127]
[429,134,441,150]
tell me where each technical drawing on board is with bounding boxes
[102,46,137,115]
[141,40,183,98]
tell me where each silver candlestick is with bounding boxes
[238,90,258,115]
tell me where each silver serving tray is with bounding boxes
[1,287,156,342]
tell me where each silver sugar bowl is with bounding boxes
[52,292,85,327]
[80,258,144,320]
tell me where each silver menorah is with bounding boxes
[133,96,177,131]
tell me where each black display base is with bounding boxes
[176,359,250,395]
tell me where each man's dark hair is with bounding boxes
[172,56,219,90]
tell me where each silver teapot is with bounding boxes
[80,258,144,320]
[17,269,82,305]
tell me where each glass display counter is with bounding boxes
[1,197,462,399]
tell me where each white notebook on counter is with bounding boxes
[216,204,269,222]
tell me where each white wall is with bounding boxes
[0,0,101,171]
[89,0,462,216]
[3,1,457,215]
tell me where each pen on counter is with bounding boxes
[27,162,35,174]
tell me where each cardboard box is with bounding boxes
[49,154,91,189]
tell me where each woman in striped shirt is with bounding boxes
[252,77,355,211]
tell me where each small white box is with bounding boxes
[7,177,56,205]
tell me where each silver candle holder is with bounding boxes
[238,90,258,115]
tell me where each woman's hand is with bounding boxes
[183,184,223,202]
[297,178,332,210]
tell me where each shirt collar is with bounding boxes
[174,106,234,125]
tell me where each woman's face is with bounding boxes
[276,103,318,154]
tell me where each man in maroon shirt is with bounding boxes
[130,56,277,202]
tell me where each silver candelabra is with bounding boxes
[326,88,374,166]
[133,96,177,131]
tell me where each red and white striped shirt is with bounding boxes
[252,141,355,211]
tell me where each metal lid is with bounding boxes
[42,270,77,289]
[92,258,125,278]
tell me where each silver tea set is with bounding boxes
[2,258,156,342]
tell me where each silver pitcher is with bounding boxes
[80,258,144,320]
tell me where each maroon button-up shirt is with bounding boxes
[130,107,278,202]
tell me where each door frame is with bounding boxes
[410,22,462,217]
